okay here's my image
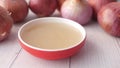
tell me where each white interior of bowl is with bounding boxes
[18,17,86,51]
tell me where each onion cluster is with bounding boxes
[0,0,119,41]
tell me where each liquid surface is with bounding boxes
[21,22,82,49]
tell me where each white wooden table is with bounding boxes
[0,0,120,68]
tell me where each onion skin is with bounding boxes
[61,0,92,25]
[0,0,29,23]
[29,0,57,17]
[0,6,13,41]
[98,2,120,36]
[87,0,116,18]
[57,0,66,10]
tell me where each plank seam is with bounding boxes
[8,48,22,68]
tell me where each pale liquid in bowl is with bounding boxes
[21,22,82,49]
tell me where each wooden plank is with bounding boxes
[10,49,69,68]
[70,22,120,68]
[0,25,21,68]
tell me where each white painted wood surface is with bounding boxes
[0,0,120,68]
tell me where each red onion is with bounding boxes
[29,0,57,17]
[98,2,120,36]
[0,0,29,23]
[61,0,93,25]
[0,6,13,41]
[87,0,116,18]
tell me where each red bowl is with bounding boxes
[18,17,86,60]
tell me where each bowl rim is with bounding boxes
[18,17,86,52]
